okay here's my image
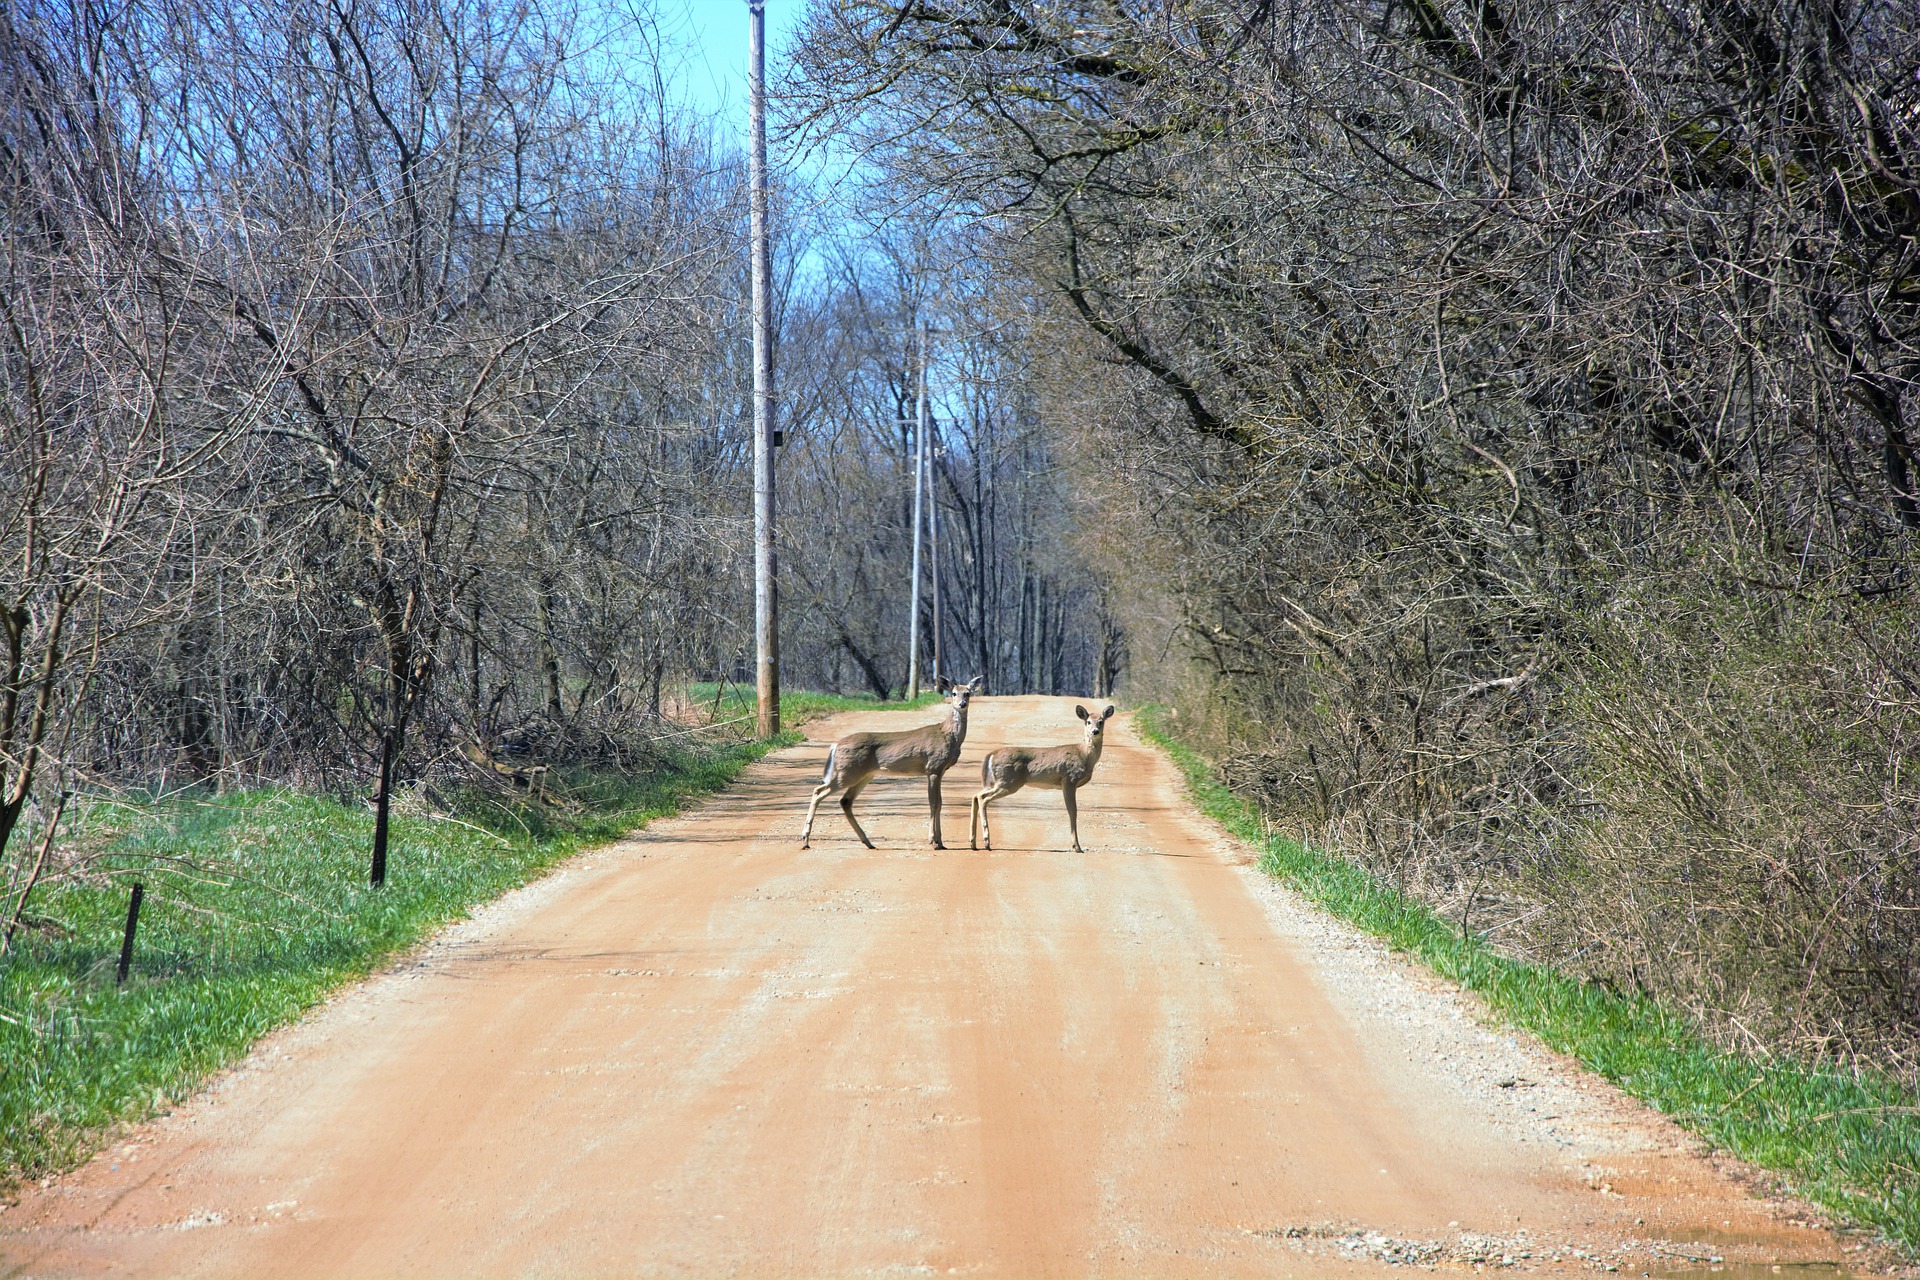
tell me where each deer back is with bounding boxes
[873,720,960,773]
[988,740,1099,791]
[835,711,966,780]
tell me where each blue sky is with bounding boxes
[646,0,881,277]
[652,0,811,132]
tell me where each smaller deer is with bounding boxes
[801,676,985,850]
[970,703,1117,853]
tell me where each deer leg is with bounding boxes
[972,785,1011,850]
[975,786,1006,855]
[1064,784,1082,853]
[840,777,876,848]
[801,776,839,848]
[970,755,989,850]
[927,772,945,849]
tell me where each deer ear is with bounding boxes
[969,676,985,691]
[1102,705,1117,721]
[1075,704,1091,721]
[936,676,952,693]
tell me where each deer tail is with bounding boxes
[981,752,993,787]
[822,744,837,783]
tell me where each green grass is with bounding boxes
[1137,707,1920,1257]
[0,736,789,1188]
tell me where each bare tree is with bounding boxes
[0,0,265,939]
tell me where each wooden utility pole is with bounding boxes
[748,0,779,736]
[906,318,927,698]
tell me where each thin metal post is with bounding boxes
[749,0,779,736]
[906,319,927,698]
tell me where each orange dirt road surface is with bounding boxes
[1,697,1852,1278]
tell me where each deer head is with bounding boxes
[937,675,986,714]
[1075,703,1117,739]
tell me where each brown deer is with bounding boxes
[970,703,1116,852]
[800,676,985,849]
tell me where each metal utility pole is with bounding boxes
[748,0,779,736]
[906,319,927,699]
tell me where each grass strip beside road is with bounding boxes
[0,740,782,1189]
[1138,709,1920,1259]
[1,687,931,1192]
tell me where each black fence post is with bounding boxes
[371,729,394,888]
[116,882,144,985]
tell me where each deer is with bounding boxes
[970,703,1117,853]
[800,675,985,850]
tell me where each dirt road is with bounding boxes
[2,697,1851,1278]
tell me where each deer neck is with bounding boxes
[1082,729,1105,767]
[944,701,969,745]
